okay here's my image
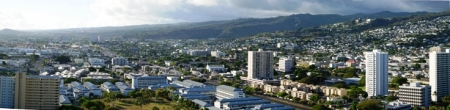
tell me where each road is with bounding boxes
[205,81,312,110]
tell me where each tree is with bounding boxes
[391,76,408,85]
[312,104,331,110]
[359,76,366,86]
[55,55,71,64]
[152,106,160,110]
[309,94,320,103]
[134,97,150,110]
[333,83,348,89]
[356,99,383,110]
[412,106,420,110]
[385,95,398,102]
[277,91,288,98]
[343,72,357,78]
[64,78,80,84]
[1,61,5,65]
[350,101,358,110]
[88,67,96,72]
[413,63,421,69]
[442,95,450,104]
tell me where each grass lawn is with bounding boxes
[109,98,177,110]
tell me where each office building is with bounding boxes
[398,82,431,108]
[131,76,168,89]
[215,85,245,99]
[116,82,133,96]
[248,49,274,79]
[279,56,294,73]
[429,49,450,101]
[112,57,128,66]
[15,73,60,109]
[364,49,388,97]
[0,76,15,108]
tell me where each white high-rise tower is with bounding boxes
[429,49,450,102]
[364,49,388,97]
[248,49,274,79]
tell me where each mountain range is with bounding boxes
[0,11,440,39]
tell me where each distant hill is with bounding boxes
[118,11,428,39]
[0,29,26,35]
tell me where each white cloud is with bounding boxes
[1,0,448,29]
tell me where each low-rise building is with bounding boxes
[83,82,102,96]
[214,97,270,110]
[206,65,226,72]
[59,95,72,106]
[116,82,133,96]
[385,100,412,110]
[100,82,120,93]
[398,82,431,108]
[179,87,217,96]
[131,76,168,89]
[215,85,245,99]
[68,82,91,99]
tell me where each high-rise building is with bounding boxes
[364,49,388,97]
[112,57,128,66]
[0,76,15,108]
[279,56,294,73]
[15,72,60,109]
[398,82,431,108]
[248,49,274,79]
[429,49,450,102]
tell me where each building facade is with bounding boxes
[131,76,168,89]
[112,57,128,66]
[0,76,15,108]
[15,73,60,109]
[364,49,388,97]
[279,56,294,73]
[215,85,245,99]
[116,82,133,96]
[429,49,450,101]
[398,82,431,108]
[248,49,274,79]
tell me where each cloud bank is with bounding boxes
[1,0,449,29]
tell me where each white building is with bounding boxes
[364,49,388,97]
[215,85,245,99]
[100,82,120,93]
[429,49,450,102]
[214,97,270,110]
[248,49,274,79]
[68,82,91,99]
[83,82,102,96]
[131,76,168,89]
[211,50,226,58]
[88,58,104,67]
[384,100,412,110]
[279,56,294,73]
[189,49,211,57]
[0,76,14,108]
[116,82,133,96]
[111,57,128,66]
[398,82,431,108]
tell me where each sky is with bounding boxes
[0,0,449,30]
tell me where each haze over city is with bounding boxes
[0,0,449,29]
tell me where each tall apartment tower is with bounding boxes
[248,49,274,79]
[429,49,450,102]
[0,76,15,108]
[364,49,388,97]
[14,72,60,109]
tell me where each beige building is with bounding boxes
[15,72,60,109]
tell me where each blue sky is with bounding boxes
[0,0,448,30]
